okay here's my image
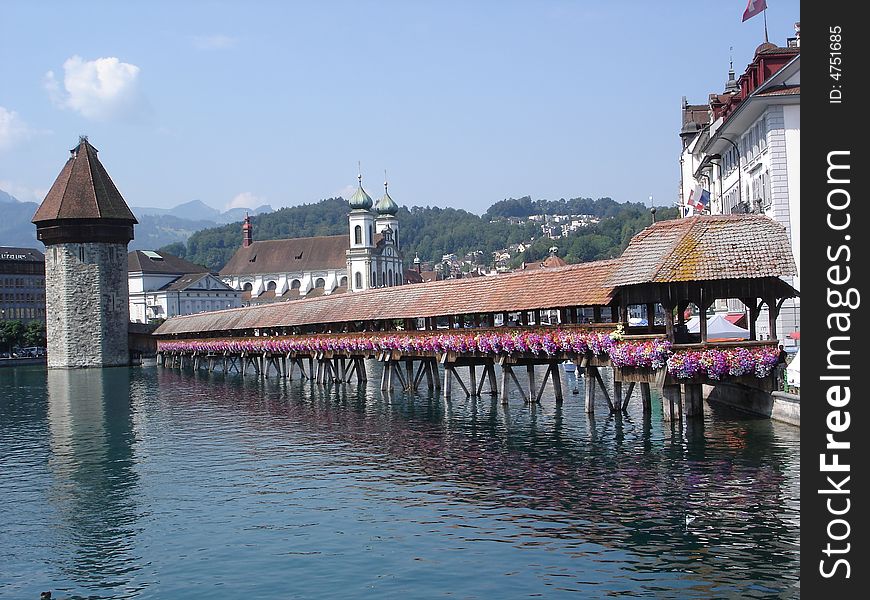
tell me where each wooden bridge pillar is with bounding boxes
[526,364,536,404]
[662,384,683,422]
[682,383,703,418]
[442,364,471,400]
[640,382,652,417]
[584,366,596,413]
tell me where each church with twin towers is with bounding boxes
[218,171,405,304]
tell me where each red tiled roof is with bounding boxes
[608,215,796,286]
[33,138,137,224]
[219,235,348,276]
[155,259,619,335]
[757,85,800,97]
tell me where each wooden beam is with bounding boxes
[584,366,597,413]
[620,382,636,412]
[592,367,614,411]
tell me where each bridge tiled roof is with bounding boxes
[155,259,619,335]
[608,215,797,287]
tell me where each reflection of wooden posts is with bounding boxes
[662,384,682,421]
[682,383,703,418]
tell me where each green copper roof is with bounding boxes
[375,183,398,215]
[348,175,373,210]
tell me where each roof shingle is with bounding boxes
[608,215,797,286]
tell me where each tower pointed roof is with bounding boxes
[375,179,398,216]
[348,173,373,210]
[33,137,138,224]
[32,137,137,245]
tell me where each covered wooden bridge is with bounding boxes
[154,215,797,421]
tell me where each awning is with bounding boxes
[787,331,800,340]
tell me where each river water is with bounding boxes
[0,364,799,599]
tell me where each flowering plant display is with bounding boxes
[157,330,777,379]
[665,345,780,380]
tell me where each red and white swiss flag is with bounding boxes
[742,0,768,22]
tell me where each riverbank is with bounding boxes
[0,357,46,368]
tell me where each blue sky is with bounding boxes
[1,0,800,215]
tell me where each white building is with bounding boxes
[220,174,404,303]
[128,250,241,323]
[679,32,800,346]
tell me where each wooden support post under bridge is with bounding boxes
[682,383,703,418]
[662,384,683,422]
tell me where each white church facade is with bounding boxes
[220,175,404,304]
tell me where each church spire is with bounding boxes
[348,163,373,210]
[724,46,740,94]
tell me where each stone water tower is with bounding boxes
[32,137,138,368]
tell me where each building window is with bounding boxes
[354,225,362,245]
[369,225,373,245]
[267,280,277,291]
[355,272,362,289]
[315,278,325,289]
[291,279,301,290]
[388,268,393,286]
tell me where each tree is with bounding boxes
[0,320,25,354]
[23,321,46,348]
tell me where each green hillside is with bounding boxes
[164,196,679,272]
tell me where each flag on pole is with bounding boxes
[687,186,711,213]
[742,0,767,22]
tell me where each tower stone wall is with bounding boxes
[45,242,131,368]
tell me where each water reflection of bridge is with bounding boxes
[154,216,797,423]
[153,366,801,595]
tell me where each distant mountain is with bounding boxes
[1,190,21,204]
[127,199,274,250]
[129,214,222,251]
[132,199,273,223]
[0,191,40,248]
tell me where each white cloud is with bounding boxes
[335,185,356,199]
[0,179,48,203]
[192,34,238,50]
[0,106,32,150]
[45,55,145,121]
[226,192,265,211]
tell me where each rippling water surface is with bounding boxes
[0,364,799,599]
